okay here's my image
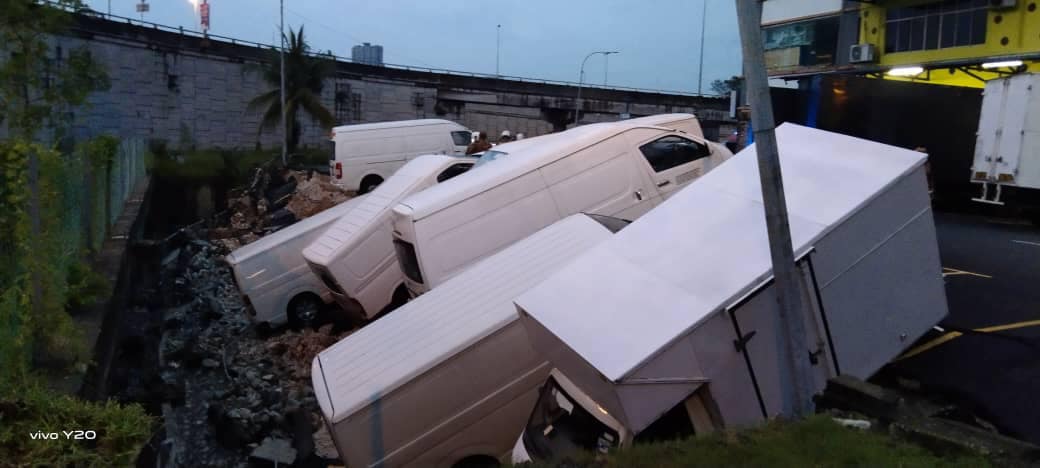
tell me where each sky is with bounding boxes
[85,0,743,94]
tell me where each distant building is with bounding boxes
[351,43,384,66]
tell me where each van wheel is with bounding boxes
[358,175,384,194]
[373,285,411,321]
[452,455,500,468]
[288,293,323,329]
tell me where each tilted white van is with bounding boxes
[512,124,948,461]
[312,213,628,468]
[302,155,475,321]
[226,195,364,327]
[329,119,472,193]
[391,119,733,296]
[619,112,704,137]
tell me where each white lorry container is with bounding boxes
[312,214,627,468]
[226,195,364,327]
[302,155,476,320]
[329,119,472,193]
[971,72,1040,205]
[513,124,948,460]
[391,119,733,296]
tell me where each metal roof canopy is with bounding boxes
[516,124,948,432]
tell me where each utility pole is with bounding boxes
[735,0,814,418]
[697,0,707,95]
[496,24,501,76]
[575,50,618,126]
[280,0,288,165]
[604,54,609,86]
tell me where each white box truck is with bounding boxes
[971,72,1040,205]
[302,155,476,321]
[226,195,365,327]
[329,119,472,193]
[312,213,628,468]
[391,118,733,296]
[512,124,948,461]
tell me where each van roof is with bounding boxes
[514,123,928,382]
[331,119,465,134]
[224,194,365,266]
[619,113,702,136]
[302,155,470,264]
[396,121,686,220]
[311,214,615,424]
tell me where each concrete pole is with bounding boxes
[735,0,815,418]
[697,0,707,95]
[280,0,287,165]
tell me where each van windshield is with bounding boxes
[473,150,508,168]
[522,377,620,461]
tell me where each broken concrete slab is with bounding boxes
[249,437,297,466]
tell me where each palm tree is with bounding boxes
[248,26,335,154]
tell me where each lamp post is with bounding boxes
[697,0,707,95]
[496,24,501,76]
[574,50,618,126]
[280,0,287,165]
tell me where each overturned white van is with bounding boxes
[392,118,733,297]
[302,155,475,320]
[312,213,628,468]
[513,124,948,459]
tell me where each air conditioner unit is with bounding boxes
[989,0,1017,9]
[849,43,877,64]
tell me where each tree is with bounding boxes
[710,76,744,97]
[248,26,335,154]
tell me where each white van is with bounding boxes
[512,124,946,461]
[391,119,733,296]
[329,119,472,193]
[619,113,704,137]
[226,195,365,327]
[312,213,628,468]
[302,155,476,321]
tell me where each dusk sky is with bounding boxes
[85,0,743,94]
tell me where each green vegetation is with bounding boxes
[150,144,329,182]
[528,415,990,468]
[247,26,335,154]
[0,379,152,467]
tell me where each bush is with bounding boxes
[65,261,110,312]
[0,380,153,467]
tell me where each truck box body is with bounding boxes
[515,124,947,453]
[302,155,475,319]
[972,72,1040,202]
[392,117,732,296]
[226,195,364,326]
[312,214,621,467]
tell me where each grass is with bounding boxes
[149,147,329,182]
[526,415,991,468]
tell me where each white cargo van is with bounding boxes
[226,195,364,327]
[312,214,628,468]
[619,112,704,137]
[391,119,733,296]
[302,155,476,321]
[512,124,947,461]
[329,119,472,193]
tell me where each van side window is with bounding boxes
[436,163,473,182]
[451,131,472,146]
[638,136,711,172]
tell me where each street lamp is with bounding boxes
[574,50,619,126]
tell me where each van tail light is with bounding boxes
[335,162,343,179]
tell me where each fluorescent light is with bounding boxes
[887,66,924,77]
[981,60,1024,69]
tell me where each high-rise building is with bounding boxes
[351,43,384,66]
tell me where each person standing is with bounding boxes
[466,132,492,155]
[498,130,513,144]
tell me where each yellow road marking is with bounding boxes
[896,319,1040,361]
[942,267,992,279]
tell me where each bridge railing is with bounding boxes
[45,1,714,98]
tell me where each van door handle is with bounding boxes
[657,180,671,188]
[634,190,644,201]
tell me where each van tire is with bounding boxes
[288,293,323,329]
[452,455,500,468]
[373,285,411,321]
[358,175,384,194]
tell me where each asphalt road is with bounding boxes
[885,211,1040,445]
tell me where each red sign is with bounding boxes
[200,1,210,31]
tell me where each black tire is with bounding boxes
[452,455,500,468]
[288,294,323,329]
[358,175,384,194]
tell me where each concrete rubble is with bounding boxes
[210,166,352,252]
[154,228,352,466]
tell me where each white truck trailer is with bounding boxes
[971,72,1040,205]
[513,124,948,460]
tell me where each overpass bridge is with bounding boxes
[60,11,736,149]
